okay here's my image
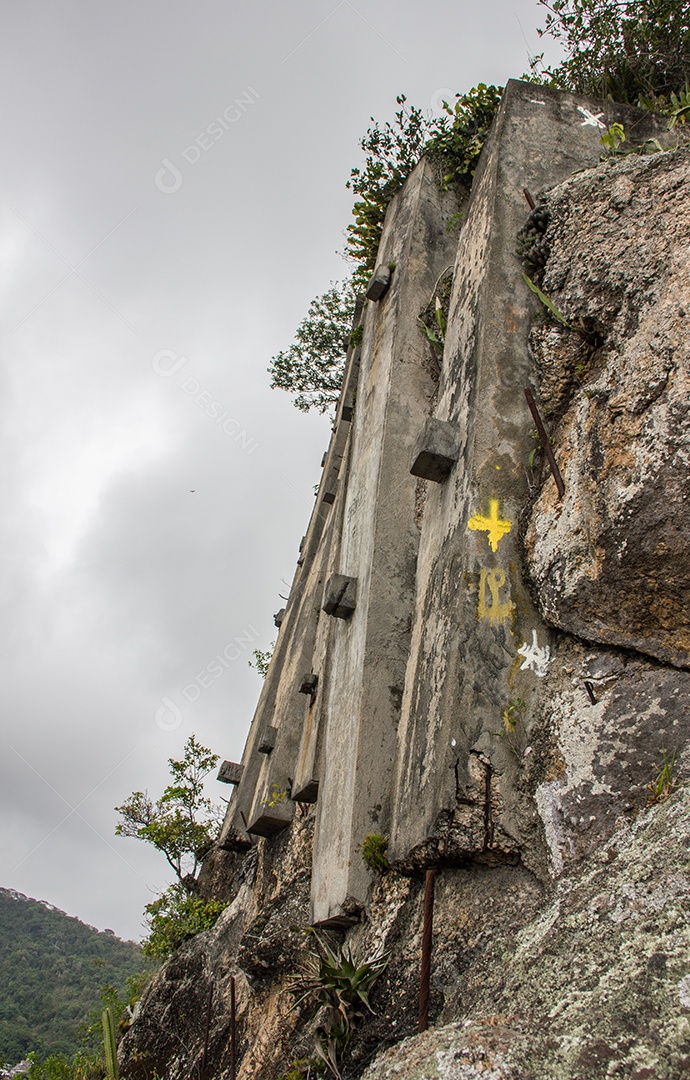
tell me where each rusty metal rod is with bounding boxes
[523,187,536,210]
[418,870,436,1033]
[201,978,214,1075]
[230,975,237,1080]
[524,388,565,499]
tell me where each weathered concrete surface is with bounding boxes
[361,787,690,1080]
[524,148,690,669]
[410,417,460,483]
[310,158,462,924]
[388,80,671,871]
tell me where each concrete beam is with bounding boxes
[217,827,252,853]
[310,158,463,924]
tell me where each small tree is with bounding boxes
[115,736,226,957]
[249,642,275,679]
[115,735,221,893]
[268,279,357,414]
[345,95,433,287]
[530,0,690,106]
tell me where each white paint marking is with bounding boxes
[518,629,551,676]
[577,106,606,129]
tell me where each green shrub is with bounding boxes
[424,84,503,189]
[268,280,357,414]
[27,1050,103,1080]
[529,0,690,107]
[143,885,226,960]
[359,833,390,872]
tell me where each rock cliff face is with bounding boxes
[120,84,690,1080]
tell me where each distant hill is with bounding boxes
[0,888,152,1064]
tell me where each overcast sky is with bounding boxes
[0,0,561,942]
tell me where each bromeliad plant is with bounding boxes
[289,931,388,1078]
[418,296,447,360]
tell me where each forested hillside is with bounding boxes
[0,888,152,1064]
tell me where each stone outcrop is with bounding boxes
[359,786,690,1080]
[524,147,690,670]
[120,83,690,1080]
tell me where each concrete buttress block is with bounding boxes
[322,574,357,619]
[217,826,252,852]
[410,418,460,482]
[217,761,243,785]
[321,465,339,505]
[298,673,318,699]
[246,794,293,838]
[365,265,391,301]
[257,726,277,754]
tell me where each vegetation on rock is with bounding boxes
[289,932,388,1077]
[115,735,226,958]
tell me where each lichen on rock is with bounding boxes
[525,148,690,670]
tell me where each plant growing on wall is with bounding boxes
[249,641,275,678]
[359,833,390,873]
[345,95,434,290]
[265,783,289,808]
[424,83,503,189]
[289,932,388,1077]
[270,87,502,415]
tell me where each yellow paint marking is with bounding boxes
[477,567,514,625]
[468,499,512,552]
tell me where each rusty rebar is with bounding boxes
[230,975,237,1080]
[524,388,565,499]
[523,187,536,210]
[418,870,436,1033]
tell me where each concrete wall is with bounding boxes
[310,159,461,923]
[388,80,670,864]
[217,80,672,922]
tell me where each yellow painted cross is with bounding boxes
[468,499,512,552]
